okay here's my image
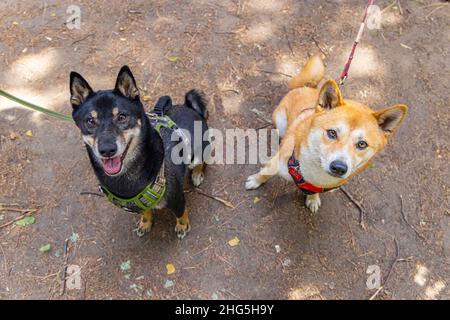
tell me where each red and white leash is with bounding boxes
[339,0,375,86]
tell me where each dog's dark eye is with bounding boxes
[356,140,368,150]
[326,129,338,140]
[85,117,96,129]
[117,113,128,123]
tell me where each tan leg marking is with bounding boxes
[191,163,206,187]
[175,211,190,240]
[136,210,153,237]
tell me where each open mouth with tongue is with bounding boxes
[100,140,132,176]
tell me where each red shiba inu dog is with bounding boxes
[245,55,407,213]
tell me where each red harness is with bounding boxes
[287,153,337,195]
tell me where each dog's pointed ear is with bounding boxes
[374,104,408,137]
[318,80,344,110]
[70,72,94,109]
[114,66,139,99]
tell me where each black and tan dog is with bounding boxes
[70,66,209,239]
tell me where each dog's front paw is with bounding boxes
[135,214,153,237]
[175,222,191,240]
[245,174,262,190]
[191,171,204,187]
[305,194,321,213]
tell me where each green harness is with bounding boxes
[99,112,180,214]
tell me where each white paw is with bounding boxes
[245,174,262,190]
[306,195,321,213]
[175,223,191,240]
[191,171,204,187]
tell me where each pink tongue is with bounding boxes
[102,156,122,175]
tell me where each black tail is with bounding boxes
[185,89,208,120]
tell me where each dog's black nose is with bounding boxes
[330,160,348,177]
[99,143,117,157]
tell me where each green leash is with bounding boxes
[0,89,73,122]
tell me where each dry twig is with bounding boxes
[193,188,235,209]
[339,187,366,230]
[399,194,425,240]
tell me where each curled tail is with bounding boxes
[288,55,325,90]
[185,89,208,120]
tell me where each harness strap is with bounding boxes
[99,111,183,214]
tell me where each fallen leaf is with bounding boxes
[166,263,175,275]
[253,196,261,204]
[228,236,240,247]
[400,43,412,50]
[39,244,51,253]
[120,260,131,271]
[25,130,33,137]
[69,232,79,243]
[142,95,151,102]
[9,132,18,140]
[129,284,141,292]
[167,56,178,63]
[15,216,35,226]
[164,279,174,289]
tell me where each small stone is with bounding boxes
[282,258,291,267]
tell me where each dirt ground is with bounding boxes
[0,0,449,300]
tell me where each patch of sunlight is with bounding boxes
[3,48,60,85]
[152,15,179,33]
[221,92,242,115]
[381,11,403,27]
[288,285,322,300]
[0,85,68,125]
[218,77,242,115]
[276,54,298,77]
[241,22,275,44]
[245,0,287,12]
[341,46,384,78]
[425,280,446,300]
[414,264,429,287]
